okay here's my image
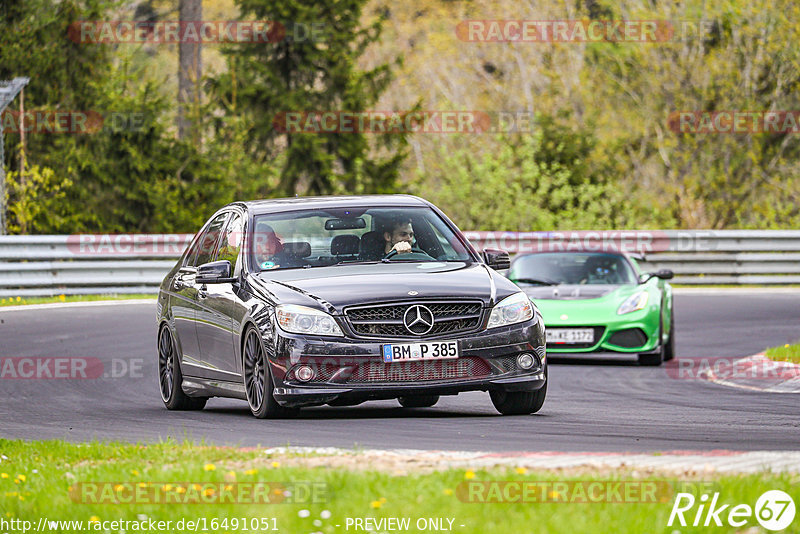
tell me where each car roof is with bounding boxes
[235,195,430,215]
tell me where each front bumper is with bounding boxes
[267,317,546,407]
[543,312,660,354]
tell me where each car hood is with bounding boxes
[525,283,656,325]
[520,284,623,300]
[251,262,518,314]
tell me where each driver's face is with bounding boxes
[386,223,414,248]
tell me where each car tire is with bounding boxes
[638,313,666,366]
[398,395,439,408]
[242,326,298,419]
[663,310,676,361]
[158,325,207,411]
[490,367,547,415]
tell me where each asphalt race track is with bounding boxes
[1,290,798,452]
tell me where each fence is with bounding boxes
[0,230,798,296]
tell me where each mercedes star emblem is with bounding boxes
[403,304,435,335]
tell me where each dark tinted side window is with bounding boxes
[191,212,229,267]
[215,212,244,274]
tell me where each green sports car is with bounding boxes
[508,250,675,366]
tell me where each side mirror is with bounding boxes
[640,269,674,283]
[483,248,511,270]
[196,260,235,284]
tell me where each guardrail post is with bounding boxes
[0,77,31,235]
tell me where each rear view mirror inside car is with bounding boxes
[325,217,367,231]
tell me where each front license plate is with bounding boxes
[382,341,459,362]
[546,328,595,344]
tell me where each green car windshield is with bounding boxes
[510,252,638,286]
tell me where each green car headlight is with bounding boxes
[617,292,649,315]
[487,292,534,329]
[276,304,344,336]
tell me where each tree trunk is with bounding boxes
[178,0,202,140]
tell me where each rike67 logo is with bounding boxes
[668,490,795,531]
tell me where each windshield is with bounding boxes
[509,252,638,285]
[249,206,473,272]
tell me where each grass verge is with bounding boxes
[0,294,156,307]
[765,342,800,365]
[0,440,797,533]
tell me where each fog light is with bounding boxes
[295,365,315,382]
[517,353,535,369]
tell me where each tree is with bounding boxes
[414,113,663,231]
[178,0,202,141]
[0,0,239,233]
[209,0,407,197]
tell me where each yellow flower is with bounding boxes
[244,469,257,475]
[203,488,215,497]
[16,474,26,482]
[175,487,186,494]
[89,516,100,523]
[464,471,475,480]
[5,512,11,517]
[785,344,790,348]
[370,500,382,509]
[192,484,202,491]
[59,295,66,302]
[130,469,140,476]
[443,489,453,496]
[270,461,280,468]
[379,497,387,503]
[161,484,173,492]
[224,485,233,491]
[16,297,21,302]
[138,483,147,488]
[203,463,216,471]
[515,467,527,475]
[226,470,236,478]
[114,484,125,492]
[273,488,282,495]
[0,473,8,479]
[548,491,560,500]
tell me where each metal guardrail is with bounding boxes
[0,230,798,296]
[0,234,192,297]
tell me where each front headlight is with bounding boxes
[276,304,344,336]
[487,292,534,329]
[617,292,649,315]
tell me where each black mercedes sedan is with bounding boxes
[156,195,547,417]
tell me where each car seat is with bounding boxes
[331,234,360,261]
[359,231,385,261]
